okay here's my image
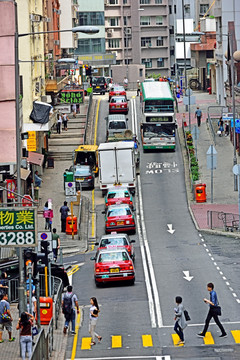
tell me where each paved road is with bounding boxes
[64,93,240,360]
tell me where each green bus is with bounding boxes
[140,81,177,151]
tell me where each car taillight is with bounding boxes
[87,176,93,180]
[130,201,133,205]
[128,183,134,187]
[102,185,107,188]
[105,202,109,207]
[96,267,100,273]
[104,83,107,88]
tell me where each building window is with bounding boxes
[140,0,150,4]
[200,4,209,15]
[157,58,164,67]
[155,0,162,3]
[184,4,190,15]
[109,17,119,26]
[142,58,152,68]
[123,0,127,4]
[169,5,172,14]
[206,50,214,58]
[123,16,128,26]
[76,38,105,54]
[140,16,150,26]
[78,12,104,26]
[157,36,163,46]
[174,5,176,14]
[124,37,130,47]
[109,0,118,4]
[108,39,120,48]
[141,37,152,47]
[156,16,163,25]
[139,68,143,77]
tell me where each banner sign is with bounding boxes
[0,207,37,247]
[60,90,84,104]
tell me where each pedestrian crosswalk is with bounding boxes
[80,330,240,350]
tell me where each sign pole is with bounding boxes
[45,266,48,297]
[211,145,213,204]
[71,201,74,240]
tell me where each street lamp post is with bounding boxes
[15,22,99,315]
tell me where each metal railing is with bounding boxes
[207,105,227,145]
[207,210,239,232]
[84,92,93,144]
[31,317,53,360]
[54,276,63,330]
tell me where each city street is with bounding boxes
[63,94,240,360]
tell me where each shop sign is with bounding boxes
[60,90,84,104]
[27,131,37,152]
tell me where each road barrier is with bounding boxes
[207,210,239,232]
[31,317,53,360]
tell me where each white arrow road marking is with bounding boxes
[167,224,175,234]
[183,270,194,282]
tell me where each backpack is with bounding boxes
[62,294,73,318]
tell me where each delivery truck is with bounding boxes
[98,142,136,196]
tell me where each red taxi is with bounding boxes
[105,187,133,209]
[95,233,135,260]
[109,85,126,101]
[109,96,128,114]
[91,248,135,285]
[104,204,136,234]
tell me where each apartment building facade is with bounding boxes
[105,0,170,81]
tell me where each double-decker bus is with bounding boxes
[140,81,177,151]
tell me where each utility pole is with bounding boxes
[181,0,188,110]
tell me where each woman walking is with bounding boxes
[174,296,187,345]
[89,297,102,346]
[16,312,34,360]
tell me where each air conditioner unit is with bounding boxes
[46,53,53,59]
[42,17,51,22]
[107,29,113,37]
[54,40,60,45]
[56,9,61,15]
[35,82,40,93]
[112,51,118,57]
[104,0,108,5]
[125,28,131,35]
[41,95,52,103]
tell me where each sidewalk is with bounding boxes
[177,91,239,233]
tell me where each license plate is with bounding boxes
[102,275,109,278]
[76,178,84,181]
[96,86,100,89]
[117,221,124,225]
[110,268,119,273]
[116,105,120,108]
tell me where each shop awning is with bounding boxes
[20,168,31,180]
[27,152,44,166]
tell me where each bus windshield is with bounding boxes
[142,123,175,137]
[145,100,174,113]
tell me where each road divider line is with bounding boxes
[71,311,81,359]
[91,190,95,238]
[94,99,101,146]
[136,179,156,328]
[137,176,163,328]
[231,330,240,343]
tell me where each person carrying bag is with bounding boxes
[16,312,34,360]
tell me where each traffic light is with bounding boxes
[24,249,34,278]
[40,240,51,266]
[86,66,92,76]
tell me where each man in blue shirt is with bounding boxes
[197,282,227,338]
[195,107,202,127]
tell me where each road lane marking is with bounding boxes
[112,335,122,348]
[71,356,171,360]
[136,184,156,328]
[142,334,153,347]
[94,99,101,146]
[231,330,240,343]
[171,334,184,346]
[91,189,95,238]
[81,337,91,350]
[203,332,214,345]
[137,176,163,328]
[71,311,81,359]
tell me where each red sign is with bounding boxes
[6,179,16,199]
[22,195,33,207]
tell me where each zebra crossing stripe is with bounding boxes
[231,330,240,343]
[81,337,91,350]
[142,334,153,347]
[203,332,214,345]
[112,335,122,348]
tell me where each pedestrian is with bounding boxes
[34,170,43,187]
[218,117,224,136]
[0,272,8,295]
[174,296,187,345]
[52,228,60,262]
[16,312,34,360]
[89,297,102,346]
[137,80,140,96]
[62,285,79,335]
[26,290,37,317]
[43,201,50,230]
[195,107,202,127]
[123,76,128,90]
[72,104,77,118]
[225,121,229,136]
[197,282,227,338]
[56,113,62,134]
[0,293,15,343]
[60,201,69,233]
[62,113,69,131]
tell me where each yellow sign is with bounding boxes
[27,131,37,151]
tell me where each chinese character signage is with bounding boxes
[5,179,16,199]
[0,207,37,247]
[27,131,37,152]
[60,90,84,104]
